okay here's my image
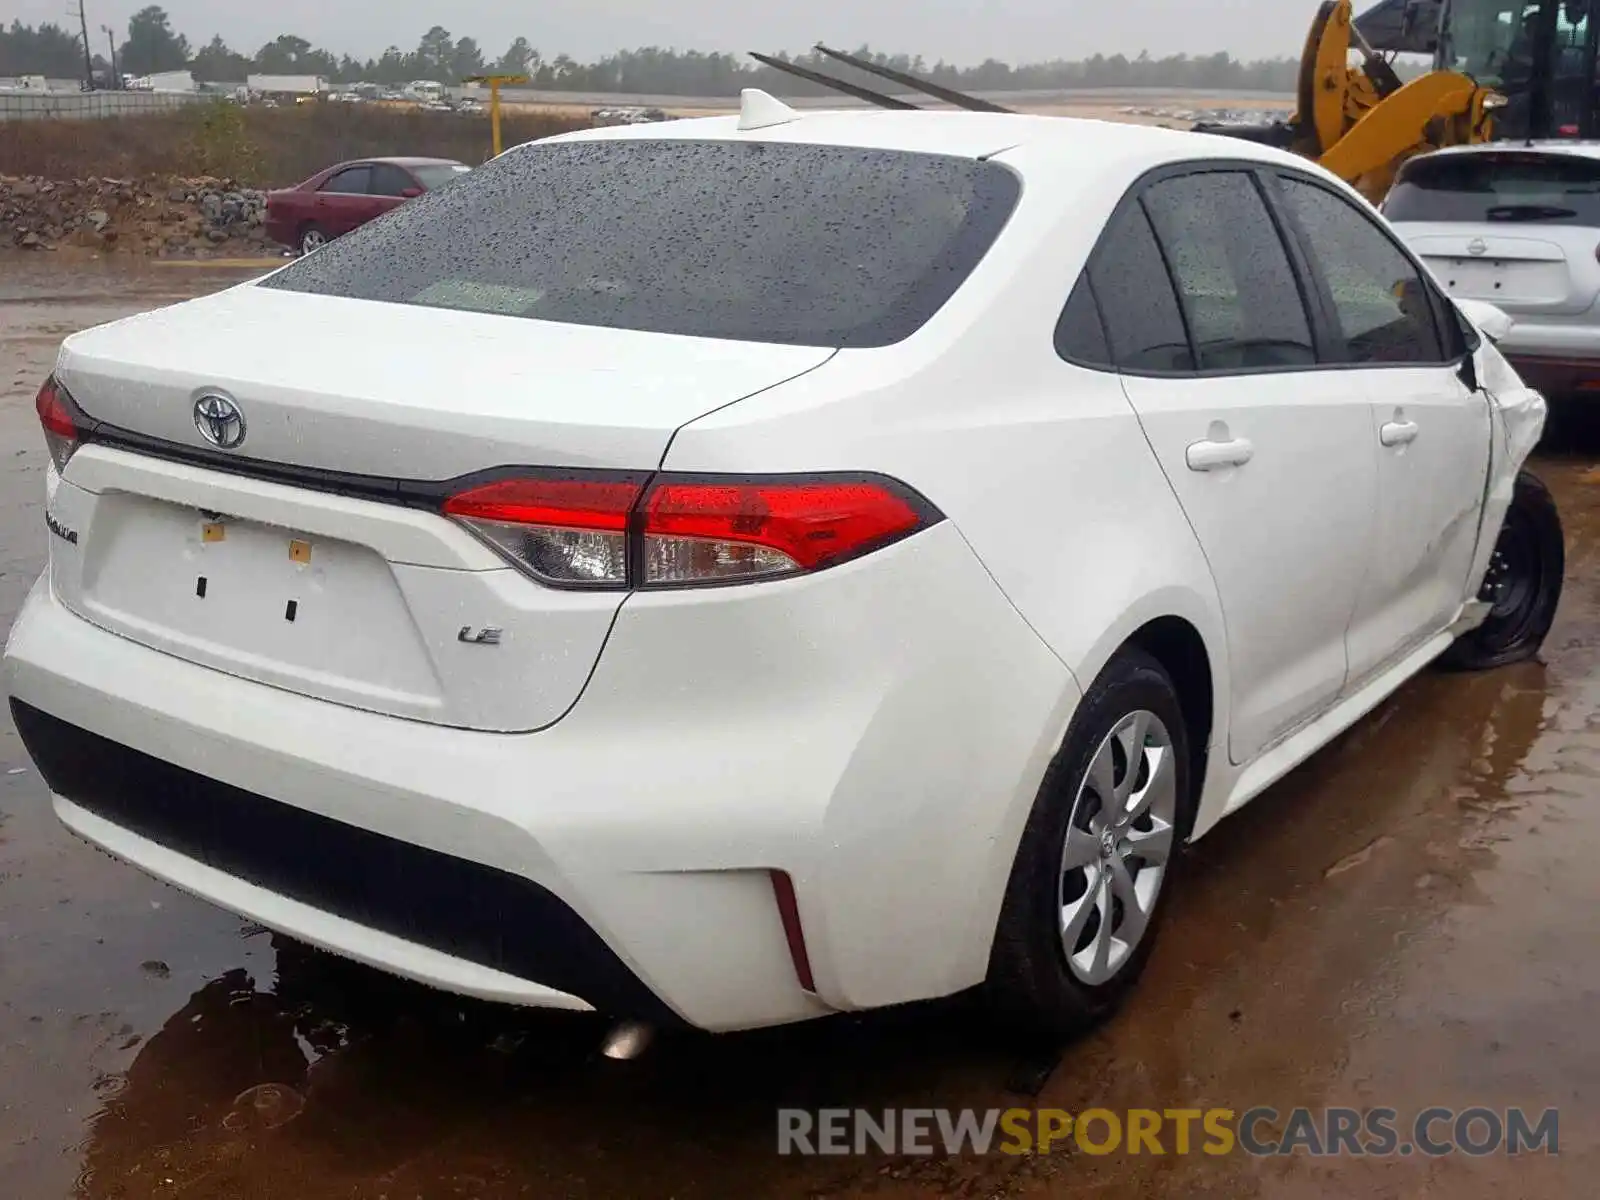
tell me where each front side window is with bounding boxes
[1277,177,1447,365]
[261,139,1022,348]
[1141,171,1317,371]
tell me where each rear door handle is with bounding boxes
[1185,437,1255,472]
[1380,420,1419,447]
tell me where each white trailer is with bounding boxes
[145,70,198,93]
[246,74,327,98]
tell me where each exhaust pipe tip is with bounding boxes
[599,1020,654,1061]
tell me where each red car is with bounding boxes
[264,156,471,256]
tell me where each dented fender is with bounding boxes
[1461,335,1549,613]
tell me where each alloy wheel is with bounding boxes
[1058,709,1177,986]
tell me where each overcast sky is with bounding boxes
[15,0,1310,66]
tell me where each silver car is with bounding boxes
[1385,140,1600,397]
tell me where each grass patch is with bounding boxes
[0,102,588,187]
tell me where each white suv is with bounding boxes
[1386,140,1600,396]
[4,98,1562,1037]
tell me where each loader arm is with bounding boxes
[1318,71,1496,200]
[1202,0,1498,202]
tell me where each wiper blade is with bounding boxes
[1485,203,1579,221]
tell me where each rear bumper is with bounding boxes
[4,524,1078,1032]
[12,698,665,1019]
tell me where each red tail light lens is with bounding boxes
[641,478,929,585]
[442,471,939,590]
[36,375,85,473]
[443,475,647,587]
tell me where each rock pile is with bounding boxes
[0,175,275,257]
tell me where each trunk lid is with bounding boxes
[56,282,835,477]
[1384,148,1600,317]
[48,285,834,732]
[1399,226,1596,314]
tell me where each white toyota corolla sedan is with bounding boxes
[4,92,1564,1038]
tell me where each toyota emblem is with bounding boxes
[193,393,246,450]
[1467,238,1489,257]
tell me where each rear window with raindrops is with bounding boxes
[258,138,1023,347]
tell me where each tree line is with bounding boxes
[3,6,1305,94]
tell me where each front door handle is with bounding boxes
[1380,420,1420,447]
[1186,437,1255,472]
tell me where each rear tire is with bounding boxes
[298,223,329,256]
[987,648,1194,1041]
[1439,469,1564,672]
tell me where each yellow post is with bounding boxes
[465,74,529,159]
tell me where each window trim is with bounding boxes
[1055,157,1474,378]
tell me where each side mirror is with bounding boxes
[400,186,423,199]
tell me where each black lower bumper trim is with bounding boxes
[9,699,680,1025]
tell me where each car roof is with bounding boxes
[1405,138,1600,163]
[364,156,467,167]
[529,106,1319,179]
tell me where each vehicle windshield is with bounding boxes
[410,163,471,189]
[1442,0,1594,135]
[257,139,1022,348]
[1384,149,1600,223]
[1444,1,1590,84]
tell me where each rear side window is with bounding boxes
[1054,276,1112,367]
[368,163,417,197]
[411,163,471,190]
[1277,177,1447,365]
[261,139,1022,348]
[320,165,371,194]
[1384,151,1600,226]
[1086,203,1195,373]
[1142,172,1316,371]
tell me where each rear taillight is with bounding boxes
[442,474,647,588]
[443,470,940,590]
[36,375,86,473]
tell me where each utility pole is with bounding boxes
[75,0,95,89]
[103,26,118,88]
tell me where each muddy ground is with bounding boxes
[1,254,1597,1198]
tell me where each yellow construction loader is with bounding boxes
[753,1,1598,204]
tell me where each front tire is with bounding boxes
[1439,469,1564,672]
[987,648,1194,1041]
